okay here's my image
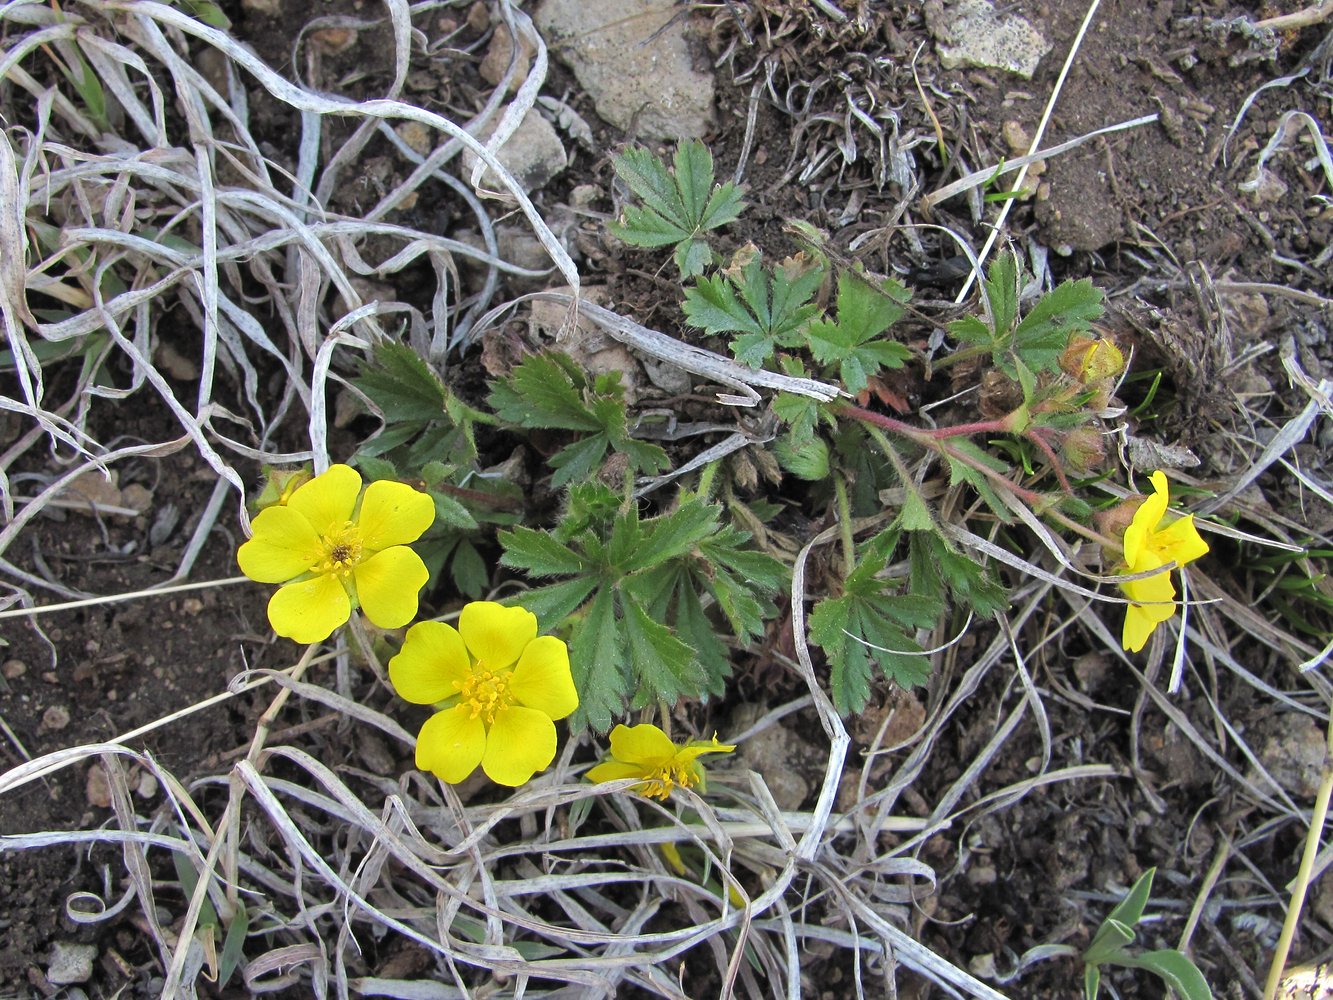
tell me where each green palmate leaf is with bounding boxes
[811,528,946,712]
[511,576,599,633]
[627,498,720,572]
[806,272,911,393]
[570,588,625,734]
[488,353,603,431]
[608,141,745,277]
[948,252,1105,377]
[498,526,585,577]
[909,532,1009,619]
[623,594,705,706]
[894,488,937,533]
[355,342,448,423]
[490,353,667,486]
[683,252,825,368]
[1011,277,1104,373]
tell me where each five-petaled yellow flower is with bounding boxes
[389,602,578,787]
[238,464,435,643]
[1119,470,1210,653]
[586,723,735,800]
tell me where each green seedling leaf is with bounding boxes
[355,342,448,423]
[806,272,911,394]
[1125,951,1213,1000]
[217,901,249,986]
[609,141,746,277]
[683,251,825,367]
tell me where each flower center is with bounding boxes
[457,665,515,726]
[640,761,698,800]
[317,521,363,577]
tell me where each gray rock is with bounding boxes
[929,0,1051,79]
[47,942,97,985]
[463,110,567,195]
[536,0,715,140]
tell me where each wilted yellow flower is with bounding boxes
[1061,336,1125,384]
[1119,470,1210,652]
[587,723,735,800]
[389,602,578,787]
[237,464,435,643]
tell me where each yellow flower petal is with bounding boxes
[268,574,351,643]
[481,705,556,786]
[389,621,471,704]
[354,546,428,629]
[1120,554,1177,653]
[1124,472,1169,567]
[1122,598,1175,652]
[415,706,485,783]
[357,480,436,551]
[509,635,578,720]
[237,506,320,583]
[286,464,361,536]
[1153,514,1209,569]
[674,738,737,766]
[607,723,676,767]
[585,760,646,784]
[459,602,537,671]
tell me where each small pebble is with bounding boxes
[135,772,159,800]
[47,942,97,985]
[42,704,71,731]
[1,658,26,679]
[86,764,112,809]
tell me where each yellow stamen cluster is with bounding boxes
[639,761,701,800]
[318,522,363,576]
[456,667,514,725]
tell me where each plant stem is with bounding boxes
[833,473,855,577]
[1263,706,1333,999]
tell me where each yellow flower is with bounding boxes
[586,723,735,800]
[388,602,578,787]
[237,464,435,643]
[1119,470,1210,652]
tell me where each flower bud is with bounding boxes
[1060,427,1106,472]
[1061,336,1125,384]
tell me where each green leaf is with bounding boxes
[1105,868,1155,928]
[431,492,478,531]
[683,253,825,367]
[608,141,745,277]
[1084,964,1101,1000]
[774,431,829,480]
[894,488,936,532]
[570,588,625,733]
[488,353,602,432]
[217,902,249,986]
[449,539,489,598]
[627,499,720,572]
[354,342,448,423]
[1125,950,1213,1000]
[622,594,705,705]
[806,272,910,393]
[981,252,1018,337]
[809,595,870,712]
[1011,277,1104,374]
[510,576,599,633]
[499,527,585,577]
[549,433,612,488]
[174,0,232,28]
